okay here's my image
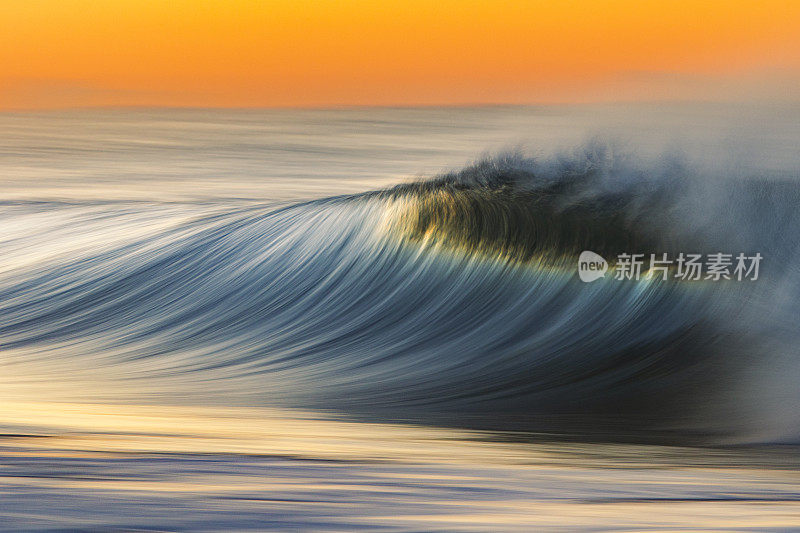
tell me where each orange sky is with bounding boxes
[2,0,799,110]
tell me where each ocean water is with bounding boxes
[1,103,799,531]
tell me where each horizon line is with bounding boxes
[2,97,794,115]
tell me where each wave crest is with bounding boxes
[2,145,799,443]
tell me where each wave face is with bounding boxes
[2,146,800,443]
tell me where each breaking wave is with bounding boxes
[2,145,799,443]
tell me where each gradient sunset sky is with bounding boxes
[2,0,799,110]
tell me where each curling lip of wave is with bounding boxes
[368,151,710,268]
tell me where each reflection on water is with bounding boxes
[1,402,799,531]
